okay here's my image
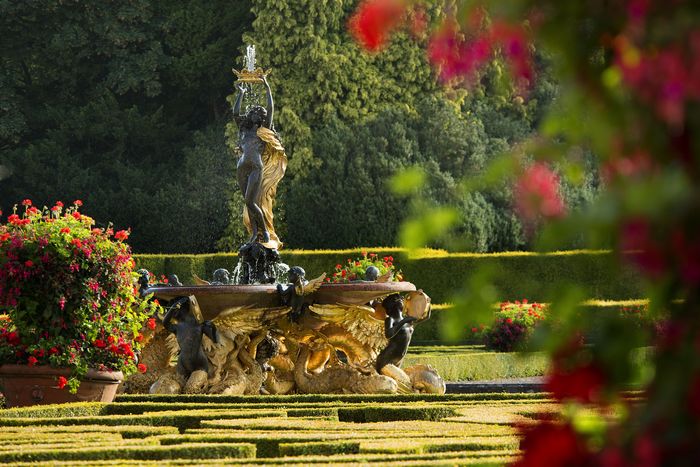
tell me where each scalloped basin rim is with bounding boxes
[144,282,417,320]
[144,281,416,295]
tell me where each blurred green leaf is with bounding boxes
[441,265,499,342]
[389,166,426,196]
[399,206,458,250]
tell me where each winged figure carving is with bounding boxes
[308,303,388,368]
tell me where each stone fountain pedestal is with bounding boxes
[136,281,445,396]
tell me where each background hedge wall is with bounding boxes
[135,248,643,304]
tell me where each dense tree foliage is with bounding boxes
[1,0,595,252]
[224,0,588,251]
[0,0,251,252]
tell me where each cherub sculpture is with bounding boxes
[162,296,218,383]
[375,294,416,372]
[277,266,326,322]
[211,268,230,285]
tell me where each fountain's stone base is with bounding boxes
[235,242,286,284]
[136,284,446,396]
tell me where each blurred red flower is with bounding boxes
[688,375,700,419]
[137,363,147,373]
[349,0,406,52]
[545,362,606,404]
[514,162,565,222]
[514,421,590,467]
[621,218,666,279]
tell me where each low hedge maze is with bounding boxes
[0,393,557,464]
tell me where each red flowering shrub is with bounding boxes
[328,251,403,283]
[349,0,700,462]
[478,300,547,351]
[546,361,606,405]
[0,201,160,392]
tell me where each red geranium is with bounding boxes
[114,230,130,241]
[515,422,591,467]
[56,376,68,389]
[546,362,606,404]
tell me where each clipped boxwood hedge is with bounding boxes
[0,394,546,464]
[337,406,459,423]
[278,440,361,456]
[134,248,644,304]
[0,409,287,432]
[115,392,549,405]
[0,443,256,463]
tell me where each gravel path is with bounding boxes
[446,376,546,394]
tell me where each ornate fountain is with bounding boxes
[130,47,445,396]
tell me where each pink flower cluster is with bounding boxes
[513,162,566,223]
[428,17,532,86]
[614,30,700,128]
[348,1,533,87]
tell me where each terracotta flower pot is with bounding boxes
[0,365,123,407]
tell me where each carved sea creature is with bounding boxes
[404,364,446,394]
[204,304,291,394]
[121,323,176,394]
[308,302,387,368]
[293,344,397,394]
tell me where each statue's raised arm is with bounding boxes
[262,75,273,129]
[232,82,246,127]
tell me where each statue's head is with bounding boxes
[169,296,191,320]
[137,269,150,283]
[382,294,405,318]
[213,268,230,284]
[244,105,267,127]
[288,266,306,285]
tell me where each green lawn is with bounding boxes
[406,345,548,381]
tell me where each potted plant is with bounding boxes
[0,200,159,407]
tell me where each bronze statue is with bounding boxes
[162,296,219,379]
[277,266,326,322]
[232,75,287,250]
[375,294,417,372]
[211,268,231,285]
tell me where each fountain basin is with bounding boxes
[145,282,417,320]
